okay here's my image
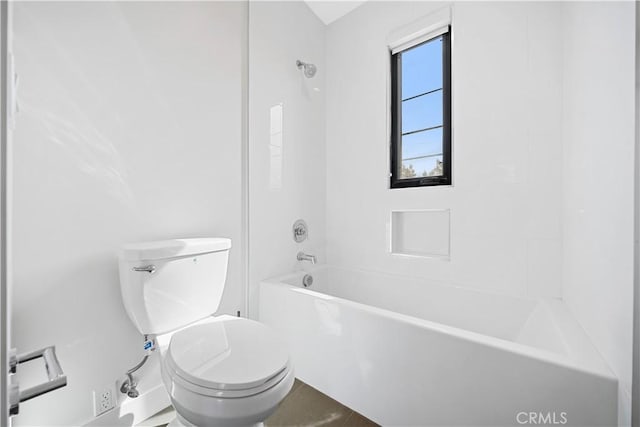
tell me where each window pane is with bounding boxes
[391,29,450,188]
[401,90,442,134]
[401,155,444,179]
[401,37,443,99]
[401,127,443,160]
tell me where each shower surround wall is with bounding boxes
[246,7,635,424]
[320,1,636,424]
[325,1,564,299]
[11,2,246,425]
[248,1,326,316]
[561,2,636,423]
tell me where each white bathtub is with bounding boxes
[259,266,617,427]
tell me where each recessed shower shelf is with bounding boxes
[390,209,450,259]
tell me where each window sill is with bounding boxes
[390,176,451,189]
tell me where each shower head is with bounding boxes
[296,59,317,78]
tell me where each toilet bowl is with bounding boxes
[158,316,294,427]
[118,238,294,427]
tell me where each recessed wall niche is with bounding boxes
[390,209,450,259]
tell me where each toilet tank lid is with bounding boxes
[120,238,231,261]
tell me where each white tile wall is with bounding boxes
[561,2,636,424]
[319,1,635,423]
[324,1,564,298]
[390,210,450,258]
[11,2,246,425]
[248,1,326,317]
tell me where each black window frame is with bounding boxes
[390,29,452,189]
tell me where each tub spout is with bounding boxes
[297,251,316,264]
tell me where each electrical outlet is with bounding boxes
[93,387,115,417]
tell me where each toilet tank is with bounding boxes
[118,238,231,335]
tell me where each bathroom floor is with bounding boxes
[143,379,379,427]
[265,379,379,427]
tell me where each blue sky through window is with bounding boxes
[401,91,443,134]
[401,127,442,159]
[400,36,444,178]
[401,37,443,98]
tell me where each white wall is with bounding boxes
[325,1,564,298]
[247,1,637,424]
[323,2,636,422]
[561,2,636,425]
[633,4,640,424]
[11,2,246,425]
[1,2,10,424]
[248,1,326,317]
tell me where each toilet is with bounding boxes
[118,238,294,427]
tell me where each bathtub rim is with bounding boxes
[260,265,617,384]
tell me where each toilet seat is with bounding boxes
[163,317,290,398]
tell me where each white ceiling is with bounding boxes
[304,1,367,25]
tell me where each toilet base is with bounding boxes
[168,413,264,427]
[162,358,294,427]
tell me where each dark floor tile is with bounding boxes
[290,378,304,395]
[146,379,379,427]
[343,410,380,427]
[266,382,352,427]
